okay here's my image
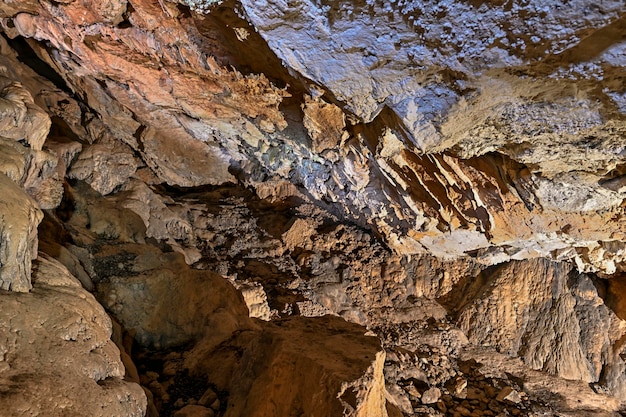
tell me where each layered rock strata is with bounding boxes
[0,0,623,271]
[0,0,624,416]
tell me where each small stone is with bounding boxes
[436,400,447,413]
[198,388,218,407]
[174,398,186,409]
[421,387,442,405]
[209,398,220,411]
[145,371,160,381]
[456,405,472,416]
[496,386,521,404]
[173,405,215,417]
[162,361,179,377]
[449,377,468,399]
[405,384,421,399]
[512,409,521,415]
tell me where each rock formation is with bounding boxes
[0,253,147,416]
[0,0,624,416]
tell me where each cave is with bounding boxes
[0,0,625,416]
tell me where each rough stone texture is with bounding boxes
[50,182,390,416]
[68,143,138,195]
[0,0,625,415]
[96,244,253,350]
[455,259,626,396]
[55,180,626,415]
[0,79,50,151]
[0,0,623,271]
[234,280,272,321]
[0,173,42,292]
[0,254,146,416]
[185,316,387,417]
[239,0,624,153]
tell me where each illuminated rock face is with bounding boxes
[2,0,620,267]
[0,0,625,415]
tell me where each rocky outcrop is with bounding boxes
[186,316,386,417]
[96,244,253,350]
[455,259,626,396]
[0,34,147,415]
[47,179,391,416]
[50,176,626,415]
[0,0,623,273]
[0,173,42,292]
[0,79,50,151]
[0,0,624,416]
[0,254,146,416]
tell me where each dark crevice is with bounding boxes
[3,34,69,92]
[133,124,147,152]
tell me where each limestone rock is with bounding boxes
[0,255,146,416]
[139,126,234,187]
[1,0,626,414]
[496,386,522,404]
[95,244,253,350]
[1,0,623,272]
[421,387,441,405]
[0,0,39,18]
[0,80,50,151]
[0,134,63,210]
[0,172,42,292]
[239,0,624,144]
[68,143,138,195]
[117,179,194,244]
[456,258,626,394]
[235,281,272,321]
[302,94,349,154]
[186,315,387,417]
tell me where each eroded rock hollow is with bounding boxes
[0,0,624,416]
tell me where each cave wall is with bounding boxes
[0,0,623,270]
[0,0,624,416]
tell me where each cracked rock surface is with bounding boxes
[0,0,625,416]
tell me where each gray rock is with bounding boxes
[421,387,442,405]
